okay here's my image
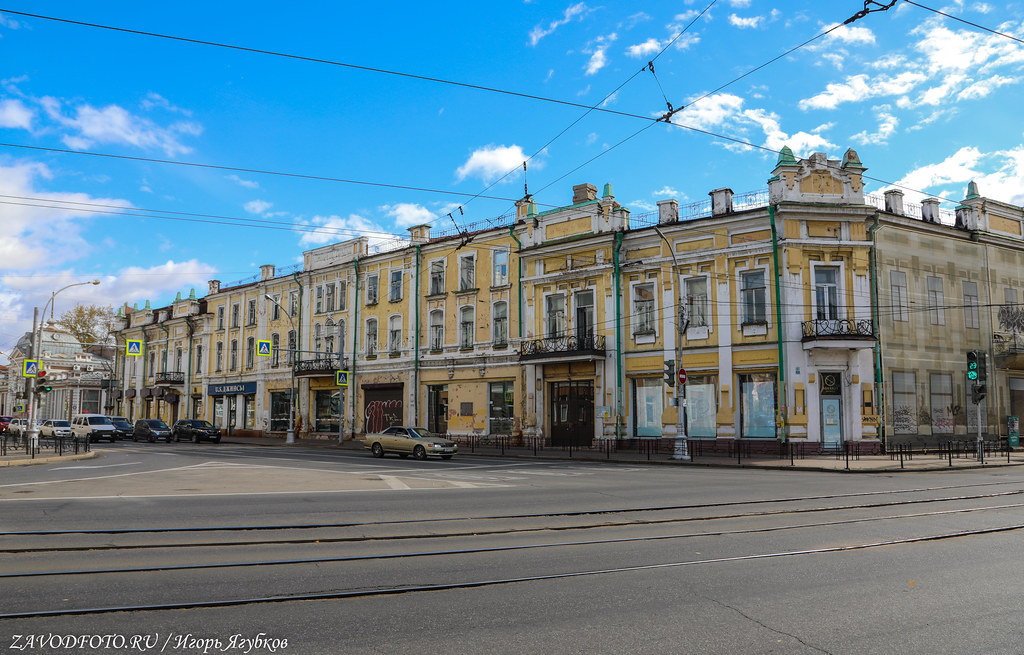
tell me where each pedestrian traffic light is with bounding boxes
[967,350,987,403]
[664,359,675,387]
[976,351,987,385]
[37,384,52,394]
[966,350,980,381]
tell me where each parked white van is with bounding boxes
[70,414,117,443]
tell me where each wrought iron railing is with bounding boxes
[801,319,874,339]
[155,371,185,384]
[520,334,606,358]
[295,355,343,374]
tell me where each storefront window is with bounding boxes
[428,385,448,434]
[244,394,255,429]
[632,378,662,437]
[489,381,514,434]
[315,389,340,433]
[740,372,776,438]
[270,392,290,432]
[228,396,237,428]
[214,397,224,427]
[686,375,718,438]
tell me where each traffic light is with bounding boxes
[664,359,676,387]
[37,384,52,394]
[966,351,980,381]
[967,350,987,403]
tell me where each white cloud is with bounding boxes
[728,14,764,29]
[957,75,1017,100]
[381,202,435,228]
[297,213,388,248]
[851,107,899,145]
[584,33,617,75]
[529,2,591,46]
[670,93,745,130]
[244,200,272,214]
[652,186,679,197]
[0,98,32,129]
[798,71,929,110]
[893,146,1024,207]
[456,144,534,183]
[40,97,202,157]
[742,108,835,154]
[626,38,662,58]
[226,174,259,189]
[822,23,876,45]
[108,260,219,307]
[140,92,193,117]
[895,146,984,203]
[727,0,752,6]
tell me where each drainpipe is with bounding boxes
[510,227,524,439]
[351,259,360,437]
[185,317,195,420]
[158,322,170,423]
[769,205,786,443]
[867,212,886,451]
[613,231,625,440]
[414,245,421,425]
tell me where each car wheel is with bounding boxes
[371,442,384,458]
[441,455,453,460]
[413,445,427,460]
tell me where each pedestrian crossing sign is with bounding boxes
[14,404,24,413]
[336,370,349,387]
[126,339,142,356]
[257,340,272,357]
[22,360,38,377]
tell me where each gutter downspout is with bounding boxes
[510,226,525,440]
[159,322,169,421]
[614,231,625,440]
[867,212,886,451]
[351,260,360,437]
[769,205,786,443]
[185,317,195,420]
[142,328,149,418]
[414,245,421,426]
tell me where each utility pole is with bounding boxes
[655,227,689,460]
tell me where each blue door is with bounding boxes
[822,397,843,447]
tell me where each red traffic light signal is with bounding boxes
[37,370,46,378]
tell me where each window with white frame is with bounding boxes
[429,261,445,295]
[963,280,979,329]
[315,285,324,313]
[633,284,655,335]
[338,281,347,311]
[814,266,839,321]
[545,294,566,337]
[459,255,475,291]
[271,333,280,367]
[575,291,594,340]
[215,341,223,372]
[289,292,298,318]
[230,339,238,370]
[325,283,335,312]
[217,306,225,329]
[270,295,280,321]
[892,371,917,434]
[740,270,766,324]
[429,310,444,350]
[245,337,255,369]
[247,299,257,325]
[390,270,403,302]
[366,319,378,357]
[493,249,509,286]
[493,301,508,347]
[927,276,944,325]
[231,303,240,328]
[366,275,379,305]
[685,277,708,327]
[287,330,296,365]
[388,316,402,354]
[338,320,346,358]
[324,319,335,354]
[313,323,322,353]
[460,306,474,349]
[890,270,909,322]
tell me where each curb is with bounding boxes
[0,451,98,467]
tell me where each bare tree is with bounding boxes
[55,304,118,345]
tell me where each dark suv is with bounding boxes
[133,419,173,442]
[172,420,221,443]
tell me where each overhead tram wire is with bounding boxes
[902,0,1024,45]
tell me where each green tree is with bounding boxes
[55,304,118,345]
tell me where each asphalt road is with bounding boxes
[3,442,1024,654]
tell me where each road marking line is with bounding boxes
[0,485,515,501]
[380,475,411,490]
[50,462,141,470]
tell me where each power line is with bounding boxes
[903,0,1024,45]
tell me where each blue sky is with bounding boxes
[1,0,1022,357]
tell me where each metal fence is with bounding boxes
[0,434,91,459]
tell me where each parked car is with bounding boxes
[7,418,26,436]
[133,419,173,442]
[107,416,133,440]
[0,416,12,433]
[171,419,222,443]
[363,426,457,460]
[39,419,72,438]
[71,414,117,443]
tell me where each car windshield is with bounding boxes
[52,421,70,427]
[407,427,434,439]
[148,420,170,429]
[191,421,214,428]
[87,416,112,425]
[112,420,131,428]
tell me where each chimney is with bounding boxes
[657,199,679,225]
[572,183,598,204]
[208,279,221,294]
[709,188,734,217]
[884,189,905,216]
[260,264,275,281]
[408,224,430,245]
[921,198,941,224]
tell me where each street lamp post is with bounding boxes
[265,294,296,444]
[654,228,689,461]
[25,280,100,449]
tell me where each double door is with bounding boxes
[550,380,594,447]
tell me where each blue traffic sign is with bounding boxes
[257,340,272,357]
[22,360,38,377]
[336,370,349,387]
[126,340,142,356]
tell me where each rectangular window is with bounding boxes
[244,394,255,429]
[230,340,238,370]
[390,270,403,302]
[217,306,225,330]
[741,270,767,324]
[488,381,514,434]
[814,267,839,321]
[429,311,444,351]
[963,280,979,329]
[930,373,954,434]
[316,286,324,313]
[339,281,347,311]
[460,307,474,349]
[366,275,379,305]
[545,294,566,338]
[633,284,655,335]
[325,283,335,312]
[215,342,223,372]
[270,392,290,432]
[493,302,508,347]
[314,389,340,433]
[245,337,254,369]
[892,371,917,435]
[247,299,256,325]
[459,255,475,291]
[685,277,708,327]
[287,330,296,365]
[196,345,203,375]
[231,303,240,328]
[366,319,378,357]
[430,261,445,295]
[493,249,509,287]
[890,271,909,322]
[1005,288,1018,306]
[740,372,776,438]
[687,375,718,438]
[927,276,945,325]
[427,385,449,434]
[271,333,280,367]
[271,295,280,321]
[389,318,402,355]
[632,378,663,437]
[575,291,594,340]
[289,292,298,318]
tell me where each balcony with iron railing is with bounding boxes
[155,371,185,385]
[294,354,345,376]
[800,319,875,348]
[520,333,607,361]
